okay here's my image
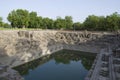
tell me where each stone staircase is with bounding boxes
[85,47,120,80]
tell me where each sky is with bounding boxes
[0,0,120,23]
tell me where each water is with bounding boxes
[13,50,96,80]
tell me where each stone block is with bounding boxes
[0,77,8,80]
[0,67,4,74]
[0,65,8,72]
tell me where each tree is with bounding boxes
[106,12,120,31]
[65,16,73,29]
[6,10,120,31]
[28,12,38,28]
[3,23,11,28]
[7,9,29,28]
[0,17,11,28]
[42,17,54,29]
[28,12,43,28]
[35,16,43,28]
[46,19,54,29]
[54,17,66,29]
[97,16,106,30]
[0,17,3,27]
[73,22,81,30]
[83,15,100,30]
[83,12,120,31]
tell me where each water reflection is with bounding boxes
[13,50,95,76]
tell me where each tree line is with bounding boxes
[0,17,10,28]
[0,9,120,31]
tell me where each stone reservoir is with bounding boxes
[0,30,120,80]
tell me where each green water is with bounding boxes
[14,50,96,80]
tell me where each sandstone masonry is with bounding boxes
[0,30,120,67]
[0,30,120,80]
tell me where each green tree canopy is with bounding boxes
[28,12,39,28]
[105,12,120,31]
[65,16,73,29]
[35,16,43,28]
[42,17,54,29]
[0,17,3,27]
[7,9,29,28]
[5,9,120,31]
[83,15,100,30]
[54,17,66,29]
[73,22,81,30]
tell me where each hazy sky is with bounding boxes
[0,0,120,23]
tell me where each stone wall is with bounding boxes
[0,30,120,68]
[0,64,24,80]
[55,31,120,52]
